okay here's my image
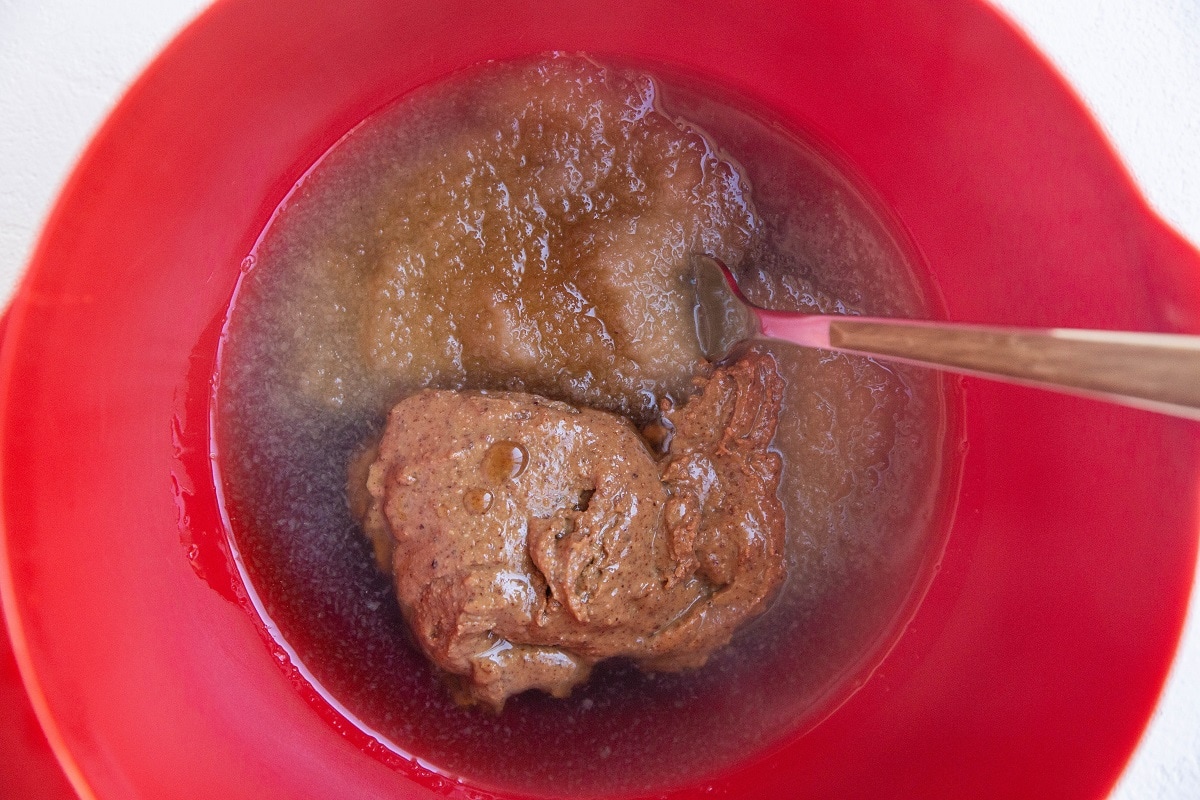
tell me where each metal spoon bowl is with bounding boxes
[692,255,1200,421]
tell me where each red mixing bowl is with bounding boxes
[2,0,1199,798]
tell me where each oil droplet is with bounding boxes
[463,488,494,514]
[641,418,674,453]
[482,440,527,482]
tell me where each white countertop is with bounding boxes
[1,1,1197,797]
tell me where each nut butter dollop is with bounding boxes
[354,352,786,710]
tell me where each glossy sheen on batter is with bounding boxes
[357,353,785,709]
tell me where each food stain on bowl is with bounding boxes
[210,54,961,794]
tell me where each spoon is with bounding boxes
[691,255,1200,421]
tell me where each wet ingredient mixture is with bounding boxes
[216,53,957,796]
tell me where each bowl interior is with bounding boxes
[2,0,1199,798]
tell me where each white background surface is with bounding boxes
[0,1,1197,797]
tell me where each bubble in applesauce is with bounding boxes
[215,53,960,796]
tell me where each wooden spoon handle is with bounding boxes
[757,312,1200,420]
